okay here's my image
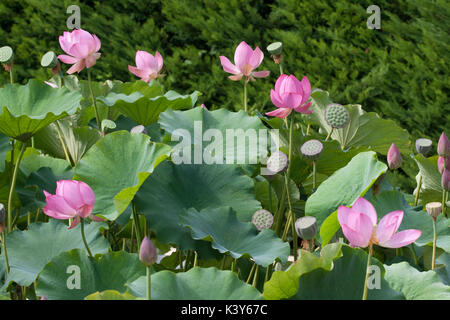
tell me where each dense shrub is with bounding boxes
[0,0,448,143]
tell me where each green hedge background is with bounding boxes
[0,0,448,144]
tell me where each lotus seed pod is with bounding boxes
[294,216,317,240]
[101,119,116,132]
[0,46,14,64]
[437,132,450,157]
[438,156,450,174]
[425,202,442,219]
[324,103,350,129]
[41,51,58,68]
[251,209,274,231]
[266,151,288,174]
[130,125,147,134]
[300,139,323,161]
[415,138,432,156]
[0,203,4,223]
[267,42,283,56]
[139,236,158,267]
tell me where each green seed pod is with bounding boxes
[41,51,59,68]
[0,46,14,64]
[324,103,350,129]
[301,139,323,161]
[251,209,274,231]
[425,202,442,219]
[266,42,283,56]
[295,216,317,240]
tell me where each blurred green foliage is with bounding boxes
[0,0,448,145]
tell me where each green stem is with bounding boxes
[9,65,13,84]
[55,121,74,167]
[7,142,26,233]
[278,63,283,76]
[146,266,151,300]
[131,202,142,249]
[325,128,334,141]
[268,181,273,213]
[246,263,256,284]
[193,251,198,268]
[312,161,317,190]
[87,69,102,132]
[184,250,191,271]
[362,245,373,300]
[80,218,93,258]
[442,189,447,218]
[130,219,135,253]
[414,174,422,206]
[1,232,9,276]
[306,124,311,136]
[220,254,226,270]
[252,265,260,288]
[264,264,273,283]
[243,81,248,112]
[410,244,418,265]
[432,217,437,270]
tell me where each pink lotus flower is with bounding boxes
[265,74,312,118]
[442,169,450,191]
[219,41,270,83]
[437,132,449,157]
[387,143,402,169]
[43,180,103,229]
[337,197,421,248]
[128,50,163,82]
[58,29,101,74]
[438,156,450,174]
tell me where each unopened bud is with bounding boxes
[438,156,449,174]
[437,132,450,158]
[387,143,402,169]
[139,236,157,267]
[442,169,450,191]
[425,202,442,219]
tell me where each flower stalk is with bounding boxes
[362,244,373,300]
[7,142,26,233]
[80,218,93,258]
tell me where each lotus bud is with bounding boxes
[442,169,450,191]
[324,103,350,129]
[266,151,288,175]
[425,202,442,219]
[438,156,450,174]
[437,132,450,158]
[387,143,402,169]
[267,42,282,64]
[415,138,432,156]
[0,46,14,71]
[295,216,317,240]
[301,139,323,161]
[130,125,147,135]
[200,104,208,110]
[139,236,157,267]
[251,209,274,231]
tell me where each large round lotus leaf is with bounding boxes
[305,151,387,244]
[265,244,403,300]
[127,267,263,300]
[180,207,289,266]
[0,79,82,141]
[134,161,261,252]
[74,131,171,220]
[158,107,268,165]
[370,190,450,251]
[307,89,411,154]
[99,82,198,126]
[1,219,109,288]
[384,262,450,299]
[36,249,145,300]
[413,154,444,204]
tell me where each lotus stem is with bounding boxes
[55,121,74,167]
[220,254,226,270]
[1,232,9,276]
[313,160,317,190]
[414,174,422,206]
[362,244,373,300]
[264,264,273,283]
[7,142,26,233]
[246,263,256,284]
[278,63,283,76]
[432,217,437,270]
[193,251,198,268]
[325,128,334,141]
[131,201,142,249]
[252,265,260,288]
[146,266,151,300]
[442,189,447,218]
[80,218,93,258]
[243,81,248,112]
[306,124,311,136]
[9,65,13,84]
[87,69,102,132]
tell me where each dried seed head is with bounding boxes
[415,138,433,156]
[252,209,274,231]
[295,216,318,240]
[425,202,442,219]
[324,104,350,129]
[301,139,323,161]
